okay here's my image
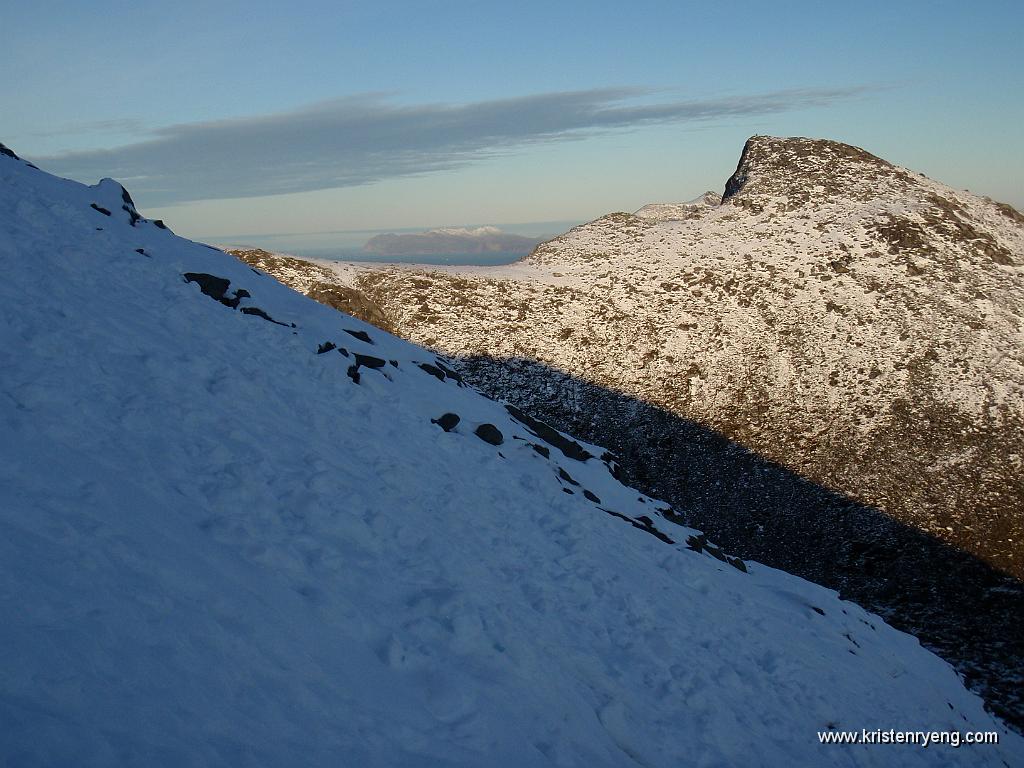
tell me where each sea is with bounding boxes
[213,220,581,266]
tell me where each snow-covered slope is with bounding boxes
[2,143,1022,766]
[228,136,1024,730]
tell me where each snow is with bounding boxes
[1,147,1022,766]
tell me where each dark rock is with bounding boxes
[183,274,281,323]
[389,360,399,367]
[353,353,386,369]
[600,507,673,544]
[531,443,550,459]
[134,248,149,257]
[90,203,111,216]
[686,533,711,553]
[153,220,168,230]
[505,404,592,462]
[317,342,337,355]
[686,533,746,572]
[601,450,625,482]
[634,517,675,544]
[344,328,373,344]
[345,352,387,384]
[558,468,579,486]
[474,424,504,445]
[722,139,752,200]
[434,359,464,385]
[122,204,141,226]
[583,489,601,503]
[431,413,460,432]
[184,272,231,302]
[418,363,447,381]
[602,507,636,524]
[240,306,289,326]
[657,506,687,526]
[728,557,748,573]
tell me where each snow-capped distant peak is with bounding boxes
[432,225,504,236]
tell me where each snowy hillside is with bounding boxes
[2,142,1022,766]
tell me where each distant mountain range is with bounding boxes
[363,225,543,256]
[230,136,1024,729]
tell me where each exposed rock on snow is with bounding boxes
[473,423,504,445]
[431,412,461,432]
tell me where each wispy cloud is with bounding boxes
[34,86,872,206]
[25,118,148,139]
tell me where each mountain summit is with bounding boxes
[720,135,1018,267]
[722,135,911,205]
[232,136,1024,729]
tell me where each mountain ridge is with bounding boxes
[227,135,1024,728]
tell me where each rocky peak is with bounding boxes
[717,135,1021,267]
[722,135,916,210]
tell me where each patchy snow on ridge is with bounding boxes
[634,191,723,220]
[2,143,1022,766]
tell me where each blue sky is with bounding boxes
[4,0,1022,241]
